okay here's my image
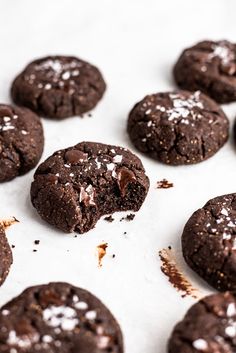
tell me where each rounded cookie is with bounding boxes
[174,40,236,103]
[182,193,236,291]
[0,104,44,182]
[11,56,106,119]
[127,90,228,165]
[31,141,149,233]
[168,292,236,353]
[0,225,12,286]
[0,282,123,353]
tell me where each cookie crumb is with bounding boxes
[0,217,19,229]
[159,247,200,299]
[97,242,108,267]
[11,245,15,249]
[112,254,116,258]
[33,249,37,252]
[157,179,174,189]
[104,215,114,223]
[120,213,135,222]
[34,240,40,245]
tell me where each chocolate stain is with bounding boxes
[0,217,19,229]
[157,179,174,189]
[97,242,108,267]
[159,248,200,299]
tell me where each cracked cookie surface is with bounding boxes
[11,56,106,119]
[0,104,44,182]
[182,193,236,291]
[127,90,228,165]
[168,292,236,353]
[174,40,236,103]
[31,141,149,233]
[0,282,123,353]
[0,225,12,287]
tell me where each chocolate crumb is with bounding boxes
[120,213,135,222]
[104,215,114,223]
[74,234,77,238]
[168,245,172,250]
[11,245,15,249]
[97,243,108,267]
[34,240,40,245]
[112,254,116,258]
[33,249,37,252]
[157,179,174,189]
[124,232,127,235]
[159,248,200,299]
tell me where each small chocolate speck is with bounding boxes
[104,215,114,223]
[112,254,116,258]
[34,240,40,245]
[157,179,174,189]
[11,245,15,249]
[168,245,172,250]
[120,213,135,222]
[33,249,37,252]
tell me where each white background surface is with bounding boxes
[0,1,236,352]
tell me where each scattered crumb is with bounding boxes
[74,234,78,238]
[97,242,108,267]
[120,213,135,222]
[104,215,114,223]
[11,245,15,249]
[157,179,174,189]
[34,240,40,245]
[159,247,200,299]
[112,254,116,258]
[123,231,127,235]
[88,113,92,118]
[0,217,19,229]
[33,249,37,252]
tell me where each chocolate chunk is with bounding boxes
[0,226,12,286]
[117,167,136,197]
[65,150,88,164]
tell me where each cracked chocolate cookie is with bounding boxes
[11,56,106,119]
[0,282,123,353]
[168,292,236,353]
[0,225,12,286]
[182,193,236,291]
[0,104,44,182]
[31,141,149,233]
[127,90,228,165]
[174,40,236,103]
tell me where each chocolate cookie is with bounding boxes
[0,104,44,182]
[168,292,236,353]
[182,193,236,291]
[174,40,236,103]
[127,90,228,165]
[0,282,123,352]
[31,141,149,233]
[11,56,106,119]
[0,226,12,286]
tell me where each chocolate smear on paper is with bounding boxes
[159,247,200,299]
[97,242,108,267]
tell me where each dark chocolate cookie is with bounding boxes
[0,104,44,182]
[174,40,236,103]
[0,226,12,286]
[11,56,106,119]
[127,90,228,165]
[0,282,123,353]
[182,193,236,291]
[168,292,236,353]
[31,141,149,233]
